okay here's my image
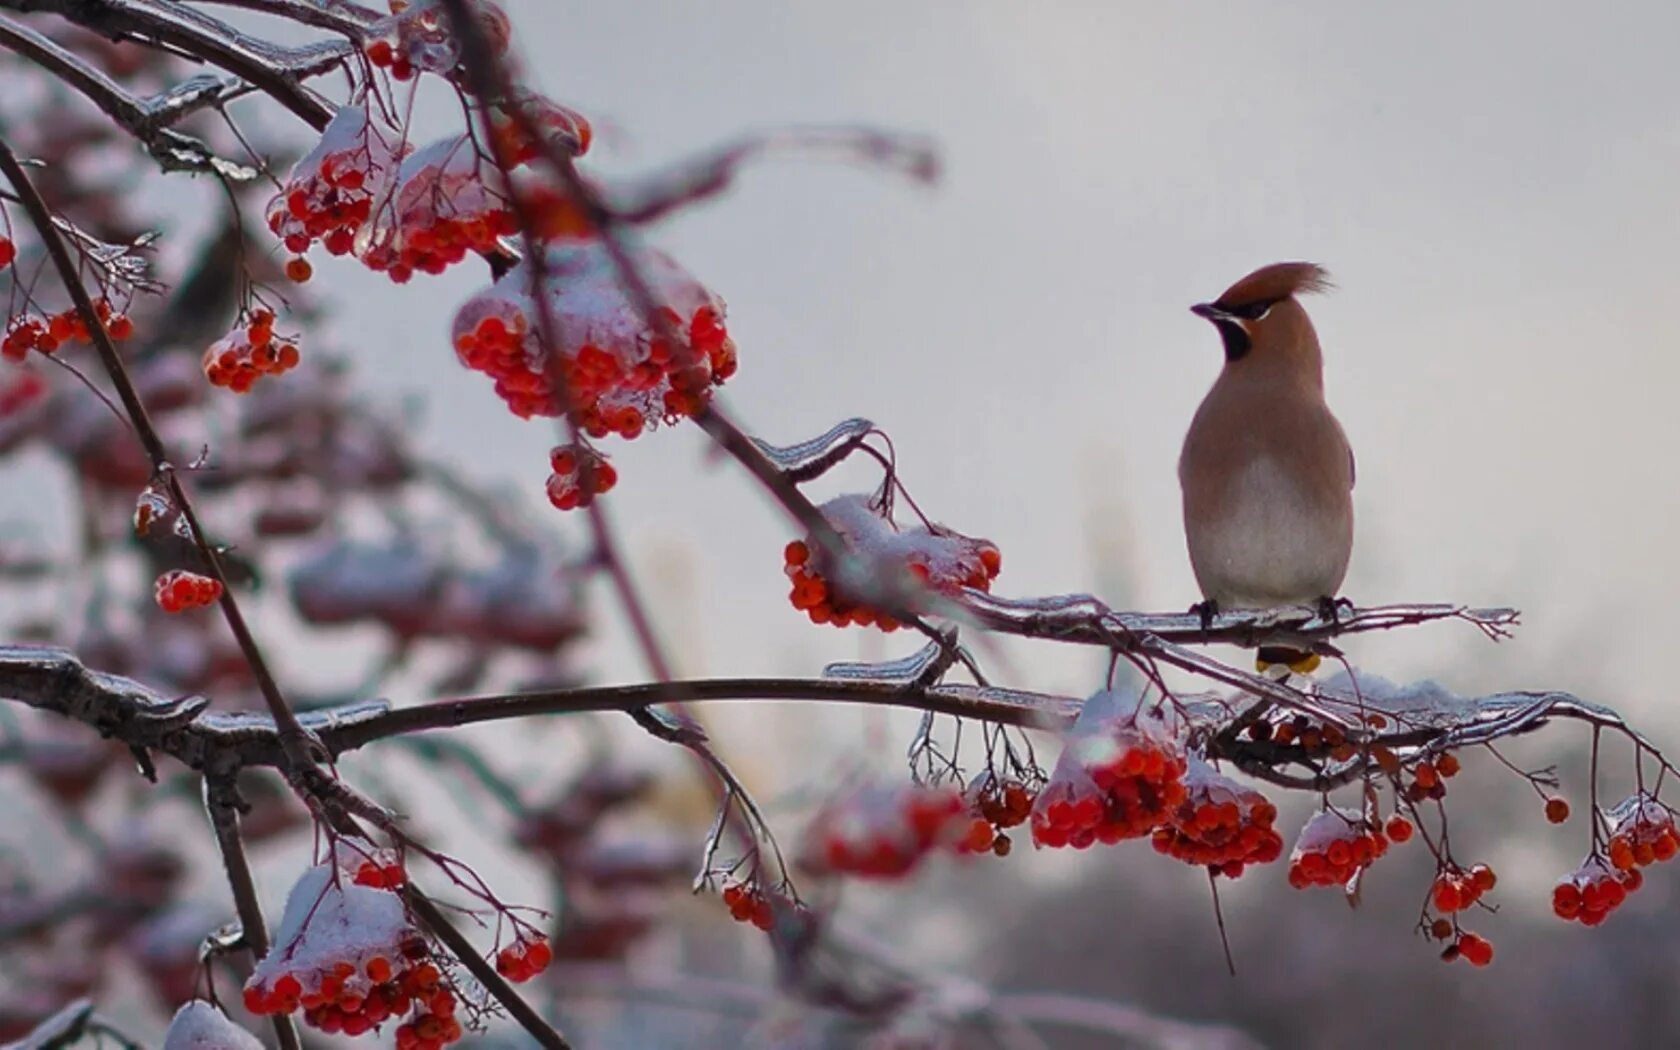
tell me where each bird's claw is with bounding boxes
[1190,599,1219,633]
[1316,595,1354,624]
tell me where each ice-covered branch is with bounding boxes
[0,0,344,129]
[0,14,257,174]
[961,592,1516,652]
[6,643,1662,795]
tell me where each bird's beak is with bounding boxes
[1190,302,1226,322]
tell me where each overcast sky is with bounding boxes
[242,1,1680,729]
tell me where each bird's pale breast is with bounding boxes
[1183,455,1352,609]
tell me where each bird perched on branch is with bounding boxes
[1178,262,1354,675]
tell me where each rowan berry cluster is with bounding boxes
[1242,712,1358,763]
[953,774,1036,857]
[353,854,408,891]
[363,0,511,82]
[804,781,968,879]
[1286,808,1392,888]
[202,312,301,392]
[2,300,132,360]
[0,235,14,269]
[720,881,775,930]
[358,135,517,281]
[266,105,405,260]
[243,865,464,1047]
[452,241,736,429]
[1430,863,1496,913]
[493,935,554,983]
[1606,793,1680,871]
[487,93,593,168]
[1151,761,1283,878]
[545,442,616,510]
[1552,858,1641,925]
[153,570,222,613]
[1031,691,1188,849]
[783,494,1002,629]
[1435,926,1495,967]
[1401,751,1460,803]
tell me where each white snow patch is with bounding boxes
[162,1002,265,1050]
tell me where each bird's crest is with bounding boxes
[1213,262,1332,311]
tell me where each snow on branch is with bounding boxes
[0,14,257,175]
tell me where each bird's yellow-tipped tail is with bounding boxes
[1256,646,1321,677]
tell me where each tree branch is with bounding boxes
[206,776,302,1050]
[0,0,343,129]
[0,13,257,174]
[0,134,320,777]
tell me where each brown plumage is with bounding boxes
[1211,261,1333,312]
[1178,263,1354,633]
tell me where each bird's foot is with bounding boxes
[1316,595,1354,624]
[1190,599,1220,633]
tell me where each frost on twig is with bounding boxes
[822,636,952,686]
[0,14,258,176]
[960,589,1518,652]
[752,417,878,483]
[0,999,93,1050]
[609,128,938,227]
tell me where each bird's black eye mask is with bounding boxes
[1213,298,1277,322]
[1208,297,1278,362]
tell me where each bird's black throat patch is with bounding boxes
[1214,319,1251,362]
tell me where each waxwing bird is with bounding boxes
[1178,262,1354,674]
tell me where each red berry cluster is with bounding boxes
[359,135,518,282]
[450,240,736,427]
[1430,863,1497,913]
[545,443,617,510]
[245,865,464,1047]
[2,300,132,361]
[153,570,222,613]
[0,371,45,415]
[353,855,407,890]
[1031,698,1189,849]
[1552,858,1641,925]
[1151,763,1282,878]
[363,37,415,81]
[783,495,1002,630]
[805,782,967,879]
[1606,793,1680,871]
[954,775,1036,857]
[1401,752,1460,803]
[1435,925,1495,967]
[0,236,14,269]
[493,935,553,983]
[1286,808,1391,888]
[487,93,593,168]
[363,0,510,82]
[244,947,459,1044]
[266,105,405,260]
[721,881,775,930]
[203,311,301,393]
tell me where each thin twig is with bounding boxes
[0,134,320,776]
[206,775,303,1050]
